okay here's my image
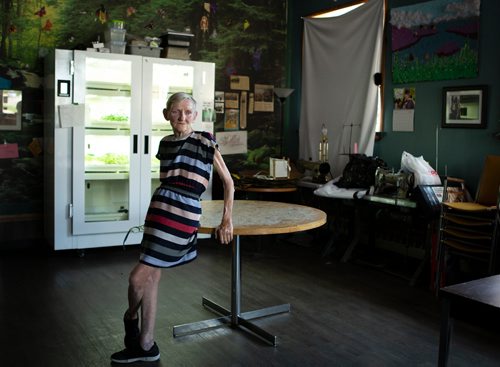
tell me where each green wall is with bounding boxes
[287,0,500,193]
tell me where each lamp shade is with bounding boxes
[274,88,294,100]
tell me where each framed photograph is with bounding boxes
[442,86,487,128]
[224,108,239,130]
[224,92,239,109]
[215,91,224,114]
[254,84,274,112]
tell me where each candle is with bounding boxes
[353,142,358,154]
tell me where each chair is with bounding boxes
[435,155,500,290]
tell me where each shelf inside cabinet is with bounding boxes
[85,125,131,132]
[85,172,129,180]
[152,124,173,132]
[85,212,129,222]
[86,81,131,94]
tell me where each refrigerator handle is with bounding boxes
[133,135,138,154]
[144,135,149,155]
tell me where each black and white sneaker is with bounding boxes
[111,343,160,364]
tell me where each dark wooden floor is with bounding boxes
[1,235,500,367]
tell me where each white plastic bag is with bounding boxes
[401,151,441,187]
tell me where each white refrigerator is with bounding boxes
[44,49,215,250]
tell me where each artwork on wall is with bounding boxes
[391,0,480,84]
[215,91,224,114]
[224,92,239,109]
[0,90,22,131]
[230,75,250,90]
[224,108,239,130]
[201,101,215,123]
[0,143,19,158]
[254,84,274,112]
[442,85,486,128]
[216,131,248,155]
[393,87,415,132]
[0,0,286,176]
[248,93,254,114]
[239,91,248,129]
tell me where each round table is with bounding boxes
[199,200,325,235]
[173,200,327,346]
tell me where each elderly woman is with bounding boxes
[112,92,234,363]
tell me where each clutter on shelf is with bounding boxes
[159,30,194,60]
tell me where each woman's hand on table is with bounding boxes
[215,220,233,245]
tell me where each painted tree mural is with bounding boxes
[0,0,287,214]
[0,0,57,71]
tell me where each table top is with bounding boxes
[440,274,500,308]
[199,200,327,236]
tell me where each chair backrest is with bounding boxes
[476,155,500,206]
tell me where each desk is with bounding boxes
[173,200,327,346]
[236,186,298,202]
[341,194,418,263]
[235,180,298,201]
[314,185,428,285]
[363,194,417,209]
[238,186,297,194]
[438,275,500,366]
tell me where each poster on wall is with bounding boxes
[240,91,248,129]
[225,92,239,109]
[393,87,416,132]
[216,131,248,155]
[0,143,19,159]
[224,108,239,130]
[391,0,480,84]
[230,75,250,90]
[201,101,214,122]
[215,91,224,114]
[0,90,22,131]
[254,84,274,112]
[248,93,254,114]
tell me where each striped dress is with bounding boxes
[140,131,217,268]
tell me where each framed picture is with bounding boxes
[0,89,22,131]
[224,92,239,109]
[254,84,274,112]
[442,86,487,128]
[224,108,239,130]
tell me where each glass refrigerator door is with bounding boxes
[72,51,143,235]
[141,59,196,219]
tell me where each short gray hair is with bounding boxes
[166,92,197,112]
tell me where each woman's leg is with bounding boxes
[127,262,162,350]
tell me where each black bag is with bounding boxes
[336,154,386,189]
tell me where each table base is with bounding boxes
[173,297,290,346]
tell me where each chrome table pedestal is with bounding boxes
[173,235,290,346]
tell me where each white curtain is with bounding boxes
[299,0,385,178]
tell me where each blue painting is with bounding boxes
[391,0,480,84]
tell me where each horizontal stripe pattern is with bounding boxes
[140,132,216,268]
[156,132,215,197]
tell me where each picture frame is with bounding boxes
[224,92,239,109]
[442,85,487,128]
[224,108,239,130]
[0,89,22,131]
